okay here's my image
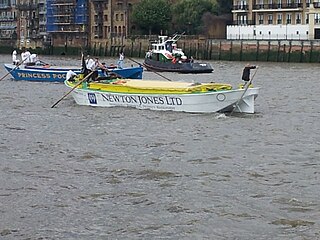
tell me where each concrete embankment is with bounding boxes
[1,38,320,63]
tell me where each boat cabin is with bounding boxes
[146,34,186,62]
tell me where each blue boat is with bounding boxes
[4,63,143,82]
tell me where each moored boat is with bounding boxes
[144,34,213,74]
[64,78,259,114]
[4,63,143,82]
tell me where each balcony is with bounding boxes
[232,5,249,11]
[17,4,37,10]
[0,4,11,9]
[0,16,16,22]
[51,0,74,4]
[253,3,303,11]
[229,20,255,26]
[314,2,320,8]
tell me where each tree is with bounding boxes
[131,0,172,35]
[171,0,216,35]
[216,0,233,15]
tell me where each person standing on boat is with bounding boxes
[81,55,95,81]
[242,64,257,87]
[85,55,95,70]
[117,52,124,69]
[12,50,19,65]
[87,57,104,82]
[146,50,152,59]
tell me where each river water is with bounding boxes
[0,54,319,239]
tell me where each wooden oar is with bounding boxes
[0,57,28,82]
[127,56,173,82]
[51,70,95,108]
[230,67,259,115]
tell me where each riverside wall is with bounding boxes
[1,38,320,63]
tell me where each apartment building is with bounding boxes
[16,0,41,48]
[227,0,320,40]
[46,0,88,47]
[89,0,139,45]
[0,0,17,39]
[0,0,140,47]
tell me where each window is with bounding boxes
[104,26,108,38]
[277,13,282,24]
[268,14,273,24]
[306,13,309,24]
[277,0,281,8]
[296,13,301,24]
[240,0,247,9]
[258,14,264,24]
[315,13,320,24]
[237,14,247,25]
[286,13,291,24]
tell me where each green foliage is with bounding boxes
[172,0,216,34]
[132,0,172,34]
[130,0,230,35]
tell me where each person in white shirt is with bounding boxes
[21,49,31,64]
[84,56,100,82]
[117,52,124,69]
[85,55,96,71]
[12,50,19,65]
[21,49,27,63]
[66,70,77,81]
[24,50,31,64]
[29,53,38,64]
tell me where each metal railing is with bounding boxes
[253,3,303,10]
[232,5,249,11]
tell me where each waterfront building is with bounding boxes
[16,0,48,49]
[0,0,162,49]
[227,0,320,40]
[46,0,89,47]
[89,0,139,46]
[0,0,17,40]
[38,0,48,45]
[44,0,138,48]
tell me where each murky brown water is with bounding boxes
[0,54,319,239]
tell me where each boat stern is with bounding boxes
[233,88,260,114]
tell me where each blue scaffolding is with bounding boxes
[46,0,88,33]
